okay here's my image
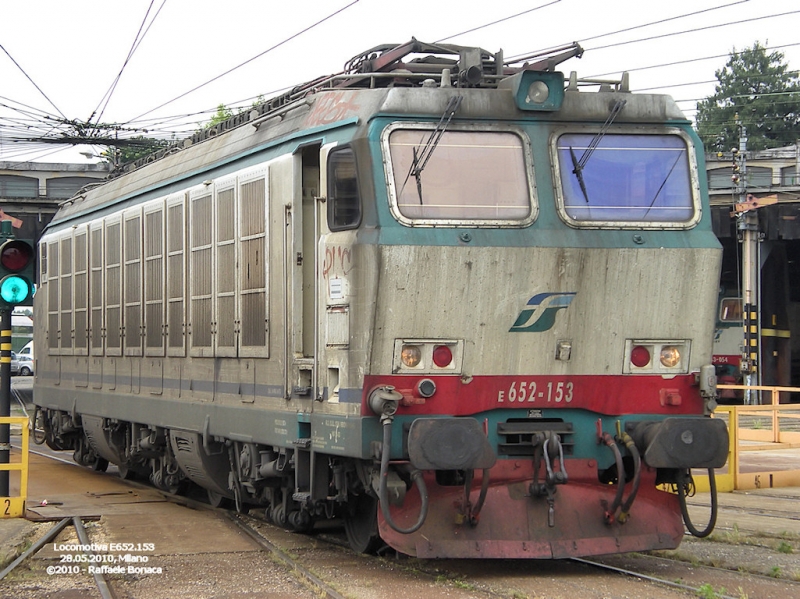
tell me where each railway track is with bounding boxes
[4,445,800,599]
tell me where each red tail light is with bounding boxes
[432,345,453,368]
[630,345,651,368]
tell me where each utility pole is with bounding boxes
[0,219,35,496]
[0,222,12,496]
[0,309,9,497]
[734,116,761,404]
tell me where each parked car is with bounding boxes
[17,355,33,376]
[17,340,33,362]
[10,351,19,376]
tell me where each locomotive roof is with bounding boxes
[46,40,689,231]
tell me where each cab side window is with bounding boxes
[327,147,361,231]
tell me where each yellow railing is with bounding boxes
[694,385,800,492]
[0,416,29,517]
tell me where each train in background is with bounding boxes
[32,40,728,559]
[713,294,746,401]
[713,241,793,403]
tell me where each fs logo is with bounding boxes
[510,292,576,333]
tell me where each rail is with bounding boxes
[0,416,29,517]
[694,384,800,492]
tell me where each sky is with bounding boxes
[0,0,797,163]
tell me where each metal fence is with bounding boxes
[694,385,800,492]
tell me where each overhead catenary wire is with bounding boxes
[90,0,168,128]
[588,41,800,79]
[125,0,360,124]
[577,0,751,45]
[506,0,757,62]
[0,43,67,121]
[586,9,800,53]
[434,0,562,44]
[0,2,798,160]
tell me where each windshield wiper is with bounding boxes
[570,99,627,202]
[643,149,684,218]
[402,95,463,204]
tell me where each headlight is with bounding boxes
[526,80,550,104]
[624,340,690,374]
[660,346,681,368]
[401,345,422,368]
[393,339,464,374]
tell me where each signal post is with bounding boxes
[0,219,35,498]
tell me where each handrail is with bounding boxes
[717,383,800,406]
[692,385,800,491]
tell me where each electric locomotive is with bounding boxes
[33,40,728,559]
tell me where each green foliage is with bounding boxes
[696,583,725,599]
[696,42,800,152]
[777,540,794,554]
[204,104,234,129]
[102,136,171,166]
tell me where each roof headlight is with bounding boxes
[498,70,564,111]
[526,80,550,104]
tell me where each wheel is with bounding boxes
[31,409,47,445]
[92,457,109,472]
[344,493,383,554]
[19,365,32,376]
[44,434,67,451]
[207,489,234,509]
[165,480,188,496]
[117,463,136,480]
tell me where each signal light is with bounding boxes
[401,345,422,368]
[0,239,35,307]
[432,345,453,368]
[630,345,651,368]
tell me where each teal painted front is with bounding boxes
[361,117,720,251]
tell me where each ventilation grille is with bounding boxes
[496,419,574,457]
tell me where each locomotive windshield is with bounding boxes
[556,133,697,226]
[384,127,534,226]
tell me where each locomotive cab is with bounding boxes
[32,40,728,560]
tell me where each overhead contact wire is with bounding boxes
[127,0,360,124]
[91,0,168,128]
[434,0,561,43]
[0,43,67,120]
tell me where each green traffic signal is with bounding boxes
[0,238,35,307]
[0,274,32,304]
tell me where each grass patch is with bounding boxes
[696,583,727,598]
[777,541,794,554]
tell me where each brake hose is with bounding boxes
[617,432,641,524]
[599,431,626,524]
[469,468,491,526]
[677,468,718,538]
[379,418,429,534]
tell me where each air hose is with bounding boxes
[470,469,491,525]
[677,468,718,538]
[379,418,429,534]
[599,431,626,524]
[617,431,642,524]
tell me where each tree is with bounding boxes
[204,104,234,130]
[102,136,172,166]
[695,42,800,152]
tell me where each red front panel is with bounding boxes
[363,373,704,417]
[378,460,684,558]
